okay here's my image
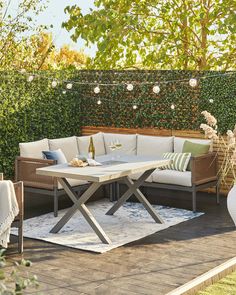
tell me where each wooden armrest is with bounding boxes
[16,156,55,165]
[191,152,218,185]
[13,181,24,221]
[15,156,57,190]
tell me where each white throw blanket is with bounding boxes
[0,181,19,248]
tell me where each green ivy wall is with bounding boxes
[0,70,235,177]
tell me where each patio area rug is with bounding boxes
[11,199,203,253]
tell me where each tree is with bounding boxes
[63,0,236,70]
[0,1,88,70]
[0,0,49,70]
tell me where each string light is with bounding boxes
[189,78,198,87]
[27,75,34,82]
[127,83,133,91]
[153,85,160,94]
[62,90,67,94]
[97,99,102,105]
[94,86,100,94]
[132,104,138,110]
[66,83,73,89]
[51,81,57,88]
[171,104,175,110]
[209,99,214,103]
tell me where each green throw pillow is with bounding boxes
[162,152,191,172]
[182,140,210,171]
[182,140,210,156]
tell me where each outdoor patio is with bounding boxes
[7,188,236,295]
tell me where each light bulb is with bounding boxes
[94,86,100,94]
[97,99,102,105]
[52,81,57,88]
[66,83,73,89]
[209,99,214,103]
[133,105,138,110]
[153,85,160,94]
[171,104,175,110]
[189,78,198,87]
[127,83,134,91]
[62,90,67,94]
[28,75,34,82]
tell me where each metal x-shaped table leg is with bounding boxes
[106,168,164,224]
[50,178,112,244]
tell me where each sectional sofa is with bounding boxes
[15,132,219,216]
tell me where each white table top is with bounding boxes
[36,155,170,183]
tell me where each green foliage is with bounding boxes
[0,69,235,178]
[63,0,236,70]
[0,249,38,294]
[197,270,236,295]
[78,69,236,132]
[0,70,81,178]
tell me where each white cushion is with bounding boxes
[174,137,211,153]
[137,135,173,156]
[103,133,137,155]
[77,132,105,157]
[19,138,49,159]
[58,178,88,190]
[152,169,192,187]
[130,172,153,182]
[49,136,79,162]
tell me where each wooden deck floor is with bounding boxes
[6,188,236,295]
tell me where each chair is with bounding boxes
[0,173,24,253]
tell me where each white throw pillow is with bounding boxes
[48,136,79,162]
[174,137,211,153]
[19,138,49,159]
[137,135,173,156]
[77,132,105,156]
[162,152,191,172]
[103,133,137,155]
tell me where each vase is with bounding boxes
[227,184,236,226]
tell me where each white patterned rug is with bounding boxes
[11,199,203,253]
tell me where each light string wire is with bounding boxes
[18,70,236,86]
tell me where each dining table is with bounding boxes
[36,155,170,244]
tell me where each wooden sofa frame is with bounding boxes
[0,173,24,253]
[15,157,89,217]
[114,152,219,212]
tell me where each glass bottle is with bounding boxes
[88,136,95,159]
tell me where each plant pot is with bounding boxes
[227,184,236,226]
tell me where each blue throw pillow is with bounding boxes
[42,149,67,164]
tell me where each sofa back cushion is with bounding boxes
[77,132,106,157]
[137,135,173,157]
[174,137,211,153]
[19,138,49,159]
[48,136,78,162]
[103,133,137,155]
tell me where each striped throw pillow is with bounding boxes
[162,152,191,172]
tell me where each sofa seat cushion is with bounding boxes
[152,169,192,187]
[57,178,88,190]
[77,132,105,157]
[103,133,137,155]
[130,172,153,183]
[137,135,173,156]
[174,137,211,153]
[49,136,79,162]
[19,138,49,159]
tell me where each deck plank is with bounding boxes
[6,190,236,295]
